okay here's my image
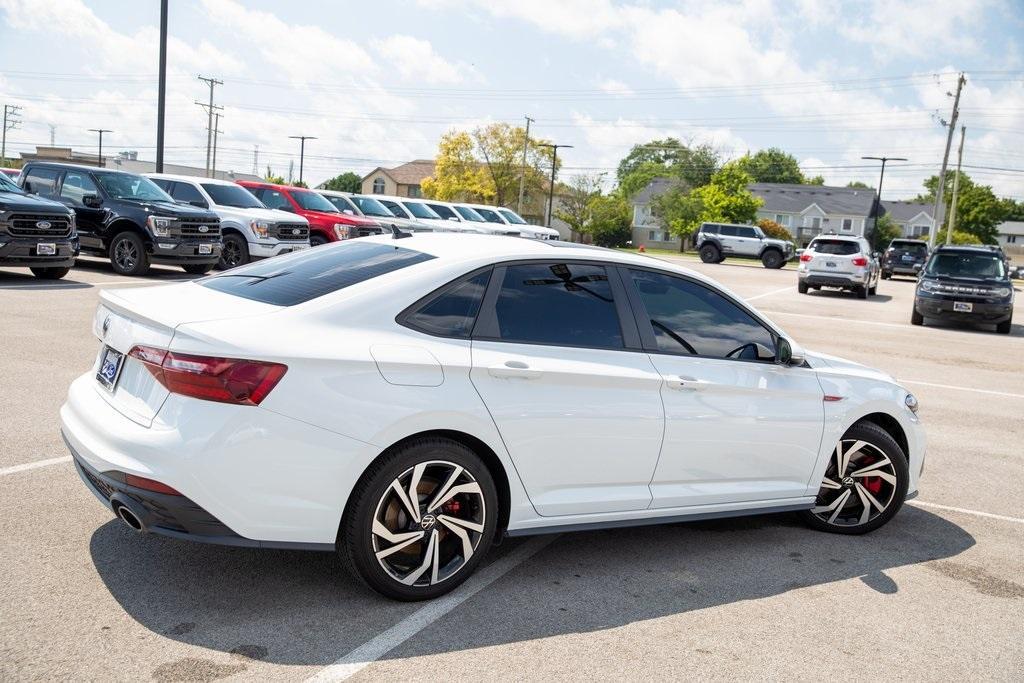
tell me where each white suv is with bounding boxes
[147,174,309,269]
[463,203,560,240]
[798,234,880,299]
[373,195,476,234]
[319,190,433,234]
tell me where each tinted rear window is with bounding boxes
[810,239,860,255]
[200,241,435,305]
[402,269,491,338]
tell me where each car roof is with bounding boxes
[934,244,1003,254]
[23,161,126,174]
[146,173,235,186]
[811,234,861,241]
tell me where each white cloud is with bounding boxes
[598,79,633,96]
[839,0,994,59]
[372,35,477,85]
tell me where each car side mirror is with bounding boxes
[187,199,208,209]
[776,337,806,366]
[83,194,103,208]
[873,252,880,259]
[343,209,354,215]
[448,217,460,222]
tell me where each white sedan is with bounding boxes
[61,234,924,600]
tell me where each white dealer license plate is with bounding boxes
[953,301,973,313]
[198,244,213,255]
[37,242,56,255]
[96,346,124,392]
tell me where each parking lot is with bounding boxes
[1,254,1022,682]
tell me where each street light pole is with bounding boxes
[289,135,316,185]
[517,115,533,214]
[88,128,112,167]
[538,143,572,228]
[155,0,168,172]
[861,155,907,242]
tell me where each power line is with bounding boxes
[195,75,223,177]
[1,104,23,166]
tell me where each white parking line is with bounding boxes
[900,379,1024,400]
[759,309,908,330]
[910,500,1024,525]
[307,534,557,683]
[744,286,792,302]
[0,455,71,477]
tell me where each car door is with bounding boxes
[736,226,759,256]
[621,267,824,508]
[717,224,738,253]
[469,261,665,517]
[56,169,106,248]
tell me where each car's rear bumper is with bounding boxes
[0,237,78,267]
[60,372,378,546]
[914,296,1013,324]
[884,264,922,275]
[799,272,868,288]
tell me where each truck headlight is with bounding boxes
[333,223,350,239]
[146,216,174,237]
[993,287,1012,299]
[904,393,919,414]
[250,220,270,239]
[919,279,938,291]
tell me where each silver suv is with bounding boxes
[797,234,880,299]
[696,222,793,269]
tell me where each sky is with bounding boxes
[0,0,1022,200]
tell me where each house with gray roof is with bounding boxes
[630,177,679,249]
[752,183,876,246]
[881,200,934,239]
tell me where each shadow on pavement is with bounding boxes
[0,270,92,289]
[805,289,894,303]
[90,504,974,666]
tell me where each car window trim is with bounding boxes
[395,265,495,339]
[617,264,781,364]
[471,258,641,352]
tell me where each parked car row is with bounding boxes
[0,161,558,279]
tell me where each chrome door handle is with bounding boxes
[488,360,543,379]
[665,375,712,390]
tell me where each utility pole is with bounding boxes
[211,112,223,179]
[155,0,168,172]
[517,115,534,214]
[929,72,965,249]
[861,155,907,241]
[289,135,316,185]
[252,145,259,176]
[538,142,573,227]
[195,75,223,177]
[946,126,967,244]
[1,104,23,167]
[88,128,112,167]
[48,124,56,146]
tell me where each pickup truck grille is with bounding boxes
[7,213,73,237]
[274,223,309,241]
[177,220,221,240]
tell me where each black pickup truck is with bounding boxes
[19,162,222,276]
[0,170,78,279]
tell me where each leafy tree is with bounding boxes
[998,197,1024,221]
[869,214,901,252]
[616,139,720,198]
[756,218,794,242]
[916,173,1003,244]
[691,162,762,224]
[291,180,308,188]
[651,182,702,251]
[618,161,671,199]
[473,122,554,207]
[806,175,826,185]
[321,172,362,192]
[734,148,806,184]
[264,166,285,184]
[553,174,603,240]
[583,192,633,247]
[846,180,872,189]
[421,131,494,202]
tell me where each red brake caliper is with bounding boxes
[858,454,883,494]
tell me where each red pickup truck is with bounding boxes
[237,181,382,246]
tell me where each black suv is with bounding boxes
[881,238,929,279]
[912,245,1015,334]
[0,170,78,278]
[19,162,222,276]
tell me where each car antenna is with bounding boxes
[390,224,412,239]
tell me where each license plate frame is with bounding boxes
[96,346,125,392]
[953,301,973,313]
[198,243,213,255]
[37,242,56,256]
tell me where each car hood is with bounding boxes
[302,209,376,225]
[119,199,219,220]
[213,206,308,225]
[804,349,897,384]
[0,189,74,214]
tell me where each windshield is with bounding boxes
[202,183,263,209]
[474,207,504,223]
[890,241,928,256]
[95,171,173,202]
[925,252,1006,279]
[404,201,441,220]
[453,206,485,222]
[292,190,339,213]
[499,208,527,225]
[352,196,395,217]
[0,172,23,194]
[380,200,410,219]
[426,203,459,220]
[810,239,860,256]
[324,195,358,213]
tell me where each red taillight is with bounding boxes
[128,345,287,406]
[799,253,813,262]
[124,473,182,496]
[852,256,868,267]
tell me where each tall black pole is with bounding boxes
[289,135,316,185]
[862,155,906,241]
[155,0,168,172]
[89,128,111,167]
[539,142,572,227]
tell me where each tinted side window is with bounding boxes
[201,241,435,305]
[150,178,172,192]
[403,270,491,338]
[23,167,60,195]
[259,189,291,211]
[170,182,206,206]
[737,226,757,238]
[491,263,623,349]
[629,270,776,361]
[701,224,718,234]
[718,225,738,237]
[59,170,99,204]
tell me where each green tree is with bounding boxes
[321,172,362,192]
[806,174,826,185]
[291,180,308,188]
[421,131,494,202]
[583,192,633,247]
[998,197,1024,221]
[846,180,872,189]
[651,182,702,251]
[616,139,720,197]
[869,214,901,252]
[264,166,285,184]
[734,148,806,184]
[916,173,1004,244]
[473,122,554,207]
[618,160,670,199]
[691,162,762,224]
[553,174,603,241]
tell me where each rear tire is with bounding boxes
[798,421,909,535]
[868,283,877,296]
[760,249,783,269]
[109,231,149,276]
[30,266,69,279]
[218,233,249,270]
[182,263,213,275]
[699,244,721,264]
[911,308,924,326]
[857,285,868,300]
[881,271,891,280]
[339,437,499,601]
[798,281,808,294]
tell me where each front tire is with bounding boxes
[309,233,329,247]
[798,422,909,535]
[699,244,721,264]
[760,249,783,269]
[30,266,70,279]
[996,316,1012,334]
[911,308,924,326]
[339,437,499,601]
[218,233,249,270]
[109,231,149,276]
[182,263,213,275]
